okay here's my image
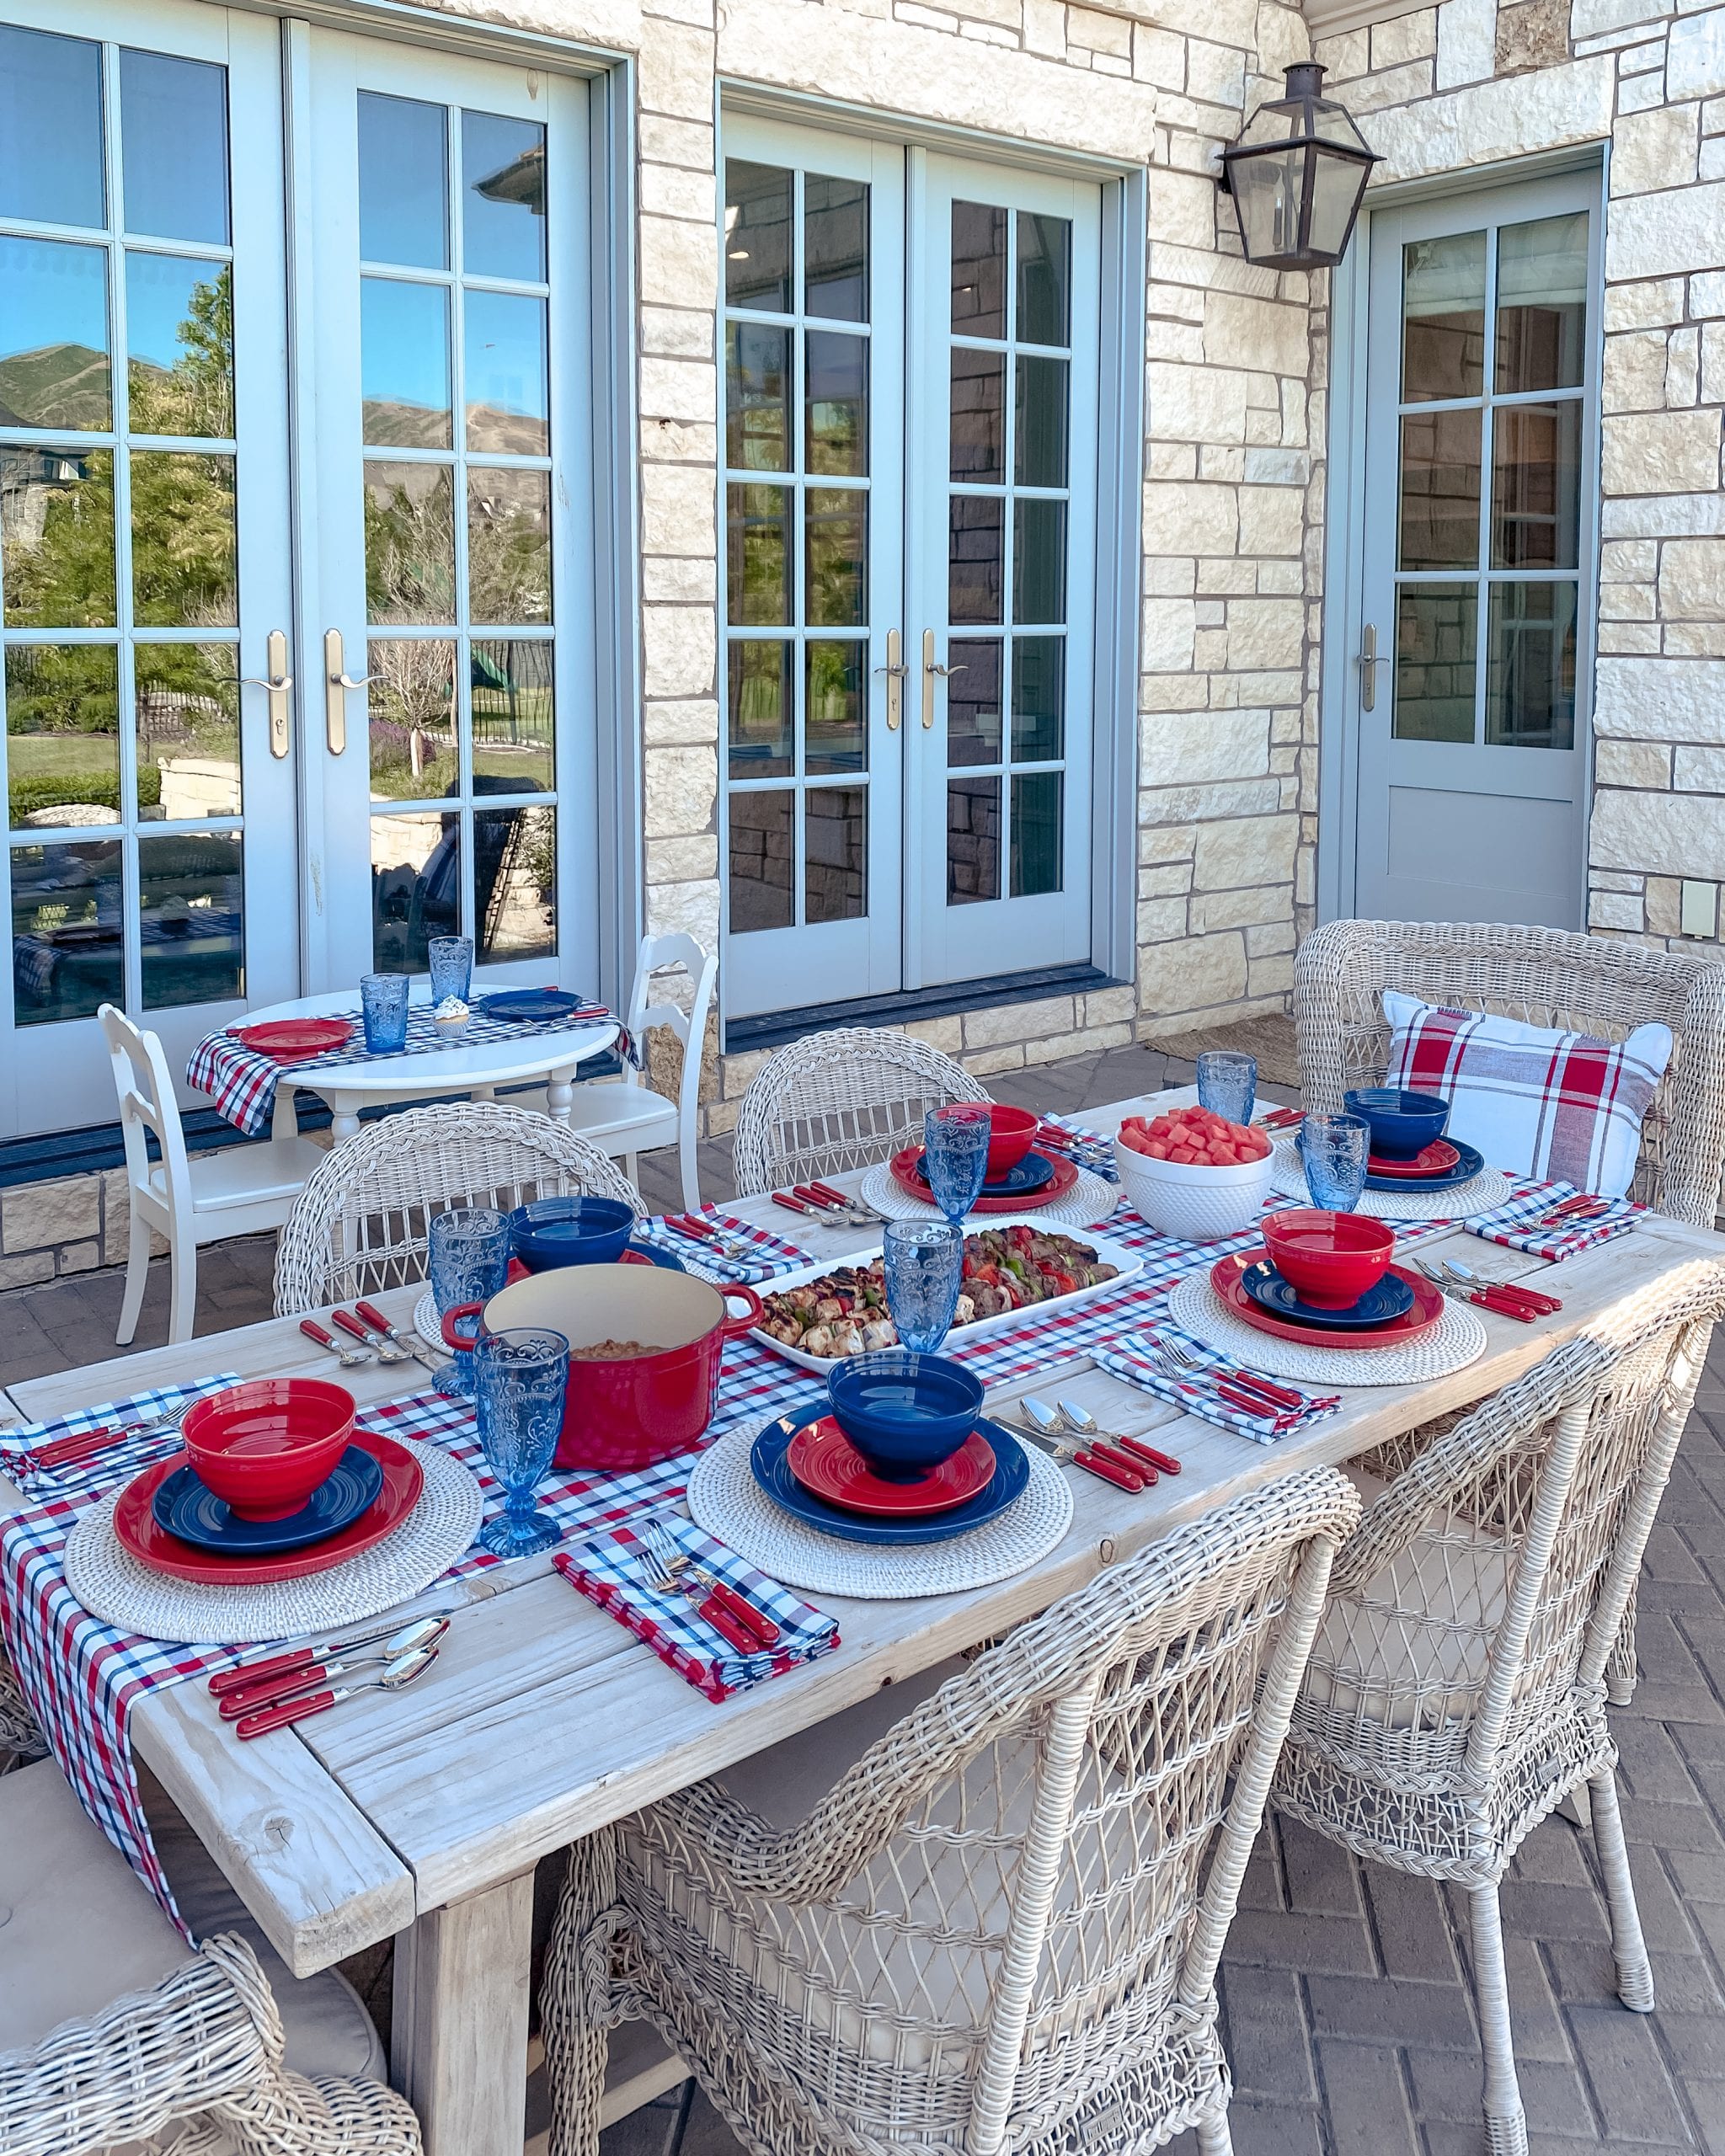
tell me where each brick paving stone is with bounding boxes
[1220,1965,1319,2101]
[1406,2049,1597,2137]
[1279,1817,1366,1916]
[1306,1975,1480,2052]
[1364,1866,1463,1985]
[1314,2040,1420,2154]
[1226,1906,1379,1975]
[1567,2003,1691,2144]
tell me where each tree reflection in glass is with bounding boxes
[130,450,238,626]
[365,463,457,624]
[0,446,115,627]
[366,638,457,801]
[467,467,550,624]
[126,258,232,438]
[135,643,240,819]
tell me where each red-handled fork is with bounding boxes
[332,1308,407,1364]
[217,1616,448,1718]
[300,1318,371,1368]
[233,1643,439,1740]
[353,1300,443,1373]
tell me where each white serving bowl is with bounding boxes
[1113,1134,1274,1242]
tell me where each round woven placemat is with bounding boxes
[1167,1273,1488,1388]
[858,1161,1119,1231]
[64,1439,484,1646]
[1268,1140,1513,1223]
[686,1421,1073,1599]
[414,1289,445,1355]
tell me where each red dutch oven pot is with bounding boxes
[441,1258,763,1472]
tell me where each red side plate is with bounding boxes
[1366,1139,1461,1179]
[112,1428,423,1584]
[889,1145,1078,1214]
[229,1017,354,1062]
[787,1417,996,1516]
[1208,1250,1445,1348]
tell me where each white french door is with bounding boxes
[1354,173,1599,927]
[719,125,1103,1020]
[304,35,598,994]
[0,0,298,1134]
[0,3,602,1139]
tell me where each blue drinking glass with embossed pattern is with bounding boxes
[475,1327,569,1556]
[1298,1113,1370,1213]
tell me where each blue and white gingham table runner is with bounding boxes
[186,996,616,1136]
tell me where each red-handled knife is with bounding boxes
[693,1593,759,1654]
[233,1643,438,1740]
[1114,1434,1183,1476]
[217,1618,448,1718]
[692,1573,781,1646]
[1072,1449,1146,1492]
[772,1191,820,1216]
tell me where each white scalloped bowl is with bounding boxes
[1114,1135,1274,1242]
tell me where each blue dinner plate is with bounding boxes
[915,1148,1056,1198]
[1240,1259,1415,1331]
[1362,1139,1485,1194]
[152,1444,383,1555]
[751,1403,1030,1544]
[480,988,585,1023]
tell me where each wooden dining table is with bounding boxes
[3,1081,1718,2156]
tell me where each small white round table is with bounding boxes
[229,987,621,1143]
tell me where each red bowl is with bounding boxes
[985,1104,1039,1178]
[1261,1209,1395,1310]
[182,1379,356,1521]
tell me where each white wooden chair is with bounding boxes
[272,1099,644,1314]
[0,1754,419,2155]
[1294,919,1725,1706]
[546,931,717,1212]
[1272,1258,1725,2156]
[543,1467,1362,2156]
[731,1025,990,1195]
[99,1004,326,1347]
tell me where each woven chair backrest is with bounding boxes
[731,1025,991,1194]
[273,1102,644,1313]
[1294,918,1725,1223]
[681,1468,1356,2129]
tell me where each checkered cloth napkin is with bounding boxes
[1034,1115,1119,1180]
[0,1374,241,1498]
[0,1385,709,1940]
[553,1513,839,1702]
[1090,1321,1342,1446]
[186,995,616,1136]
[636,1207,814,1283]
[1463,1177,1645,1262]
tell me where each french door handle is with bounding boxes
[242,630,294,759]
[920,631,966,730]
[323,629,374,755]
[874,627,907,731]
[1358,621,1389,712]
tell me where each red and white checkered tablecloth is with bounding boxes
[0,1182,1512,1935]
[185,997,616,1137]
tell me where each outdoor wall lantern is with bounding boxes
[1218,62,1381,272]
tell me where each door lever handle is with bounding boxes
[242,630,293,759]
[1358,621,1389,713]
[920,629,967,729]
[874,627,906,731]
[322,629,373,755]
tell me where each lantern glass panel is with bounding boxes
[1232,146,1308,265]
[1306,148,1368,259]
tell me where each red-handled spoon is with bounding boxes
[217,1617,447,1718]
[354,1299,444,1373]
[332,1307,407,1364]
[234,1643,439,1740]
[299,1317,371,1368]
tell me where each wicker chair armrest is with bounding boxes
[659,1467,1362,1904]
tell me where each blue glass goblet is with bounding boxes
[360,971,409,1054]
[475,1326,569,1556]
[922,1104,991,1226]
[1197,1050,1258,1127]
[882,1219,964,1353]
[429,1206,510,1398]
[1299,1113,1370,1213]
[428,936,474,1005]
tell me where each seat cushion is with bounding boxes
[0,1757,384,2086]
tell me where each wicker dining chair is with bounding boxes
[1295,915,1725,1708]
[0,1658,45,1774]
[731,1026,991,1195]
[542,1466,1362,2156]
[1272,1257,1725,2156]
[1294,917,1725,1226]
[273,1101,644,1315]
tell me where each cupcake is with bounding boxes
[433,993,470,1040]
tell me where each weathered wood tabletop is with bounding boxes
[7,1084,1718,2156]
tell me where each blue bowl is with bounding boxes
[508,1196,636,1271]
[826,1351,986,1483]
[1343,1087,1452,1160]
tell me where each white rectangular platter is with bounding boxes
[749,1214,1146,1374]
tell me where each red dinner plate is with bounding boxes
[1366,1139,1461,1179]
[112,1428,423,1584]
[889,1145,1078,1214]
[787,1417,996,1516]
[1208,1250,1445,1348]
[229,1017,353,1062]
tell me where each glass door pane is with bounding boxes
[718,119,904,1019]
[908,157,1099,990]
[309,35,595,999]
[0,3,296,1136]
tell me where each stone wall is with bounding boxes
[1313,0,1725,957]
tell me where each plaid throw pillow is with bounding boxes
[1382,990,1672,1198]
